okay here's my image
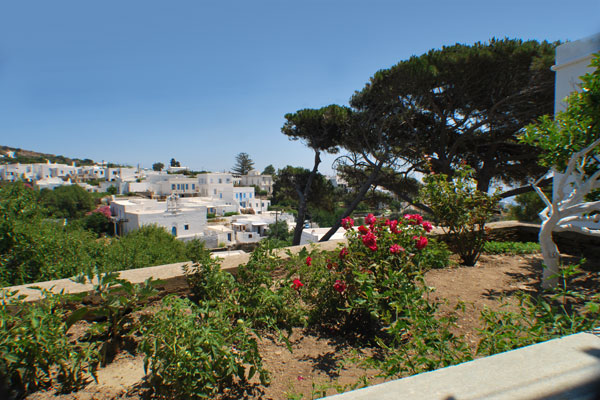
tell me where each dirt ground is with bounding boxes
[26,253,600,400]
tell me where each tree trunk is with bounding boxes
[292,150,321,246]
[319,160,384,242]
[539,216,560,289]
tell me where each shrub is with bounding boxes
[419,165,498,266]
[139,295,269,398]
[71,271,160,365]
[0,289,98,397]
[483,241,541,255]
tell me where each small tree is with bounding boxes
[170,158,180,167]
[420,165,498,266]
[231,153,255,176]
[152,162,164,172]
[281,105,348,245]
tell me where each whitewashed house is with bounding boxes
[238,170,273,195]
[110,195,207,240]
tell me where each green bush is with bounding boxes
[507,191,548,222]
[0,289,98,397]
[419,165,498,266]
[482,241,541,255]
[139,295,269,398]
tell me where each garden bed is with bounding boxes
[24,251,600,400]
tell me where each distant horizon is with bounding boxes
[1,1,599,175]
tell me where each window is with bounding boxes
[172,184,176,190]
[186,184,189,190]
[192,184,195,189]
[226,178,230,183]
[214,189,217,195]
[218,178,222,183]
[250,193,253,198]
[184,224,189,230]
[219,193,222,199]
[177,184,180,190]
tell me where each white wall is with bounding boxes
[552,33,600,113]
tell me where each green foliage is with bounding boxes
[71,271,160,365]
[0,289,98,397]
[139,295,268,398]
[0,184,214,286]
[477,263,600,356]
[232,152,255,176]
[224,211,238,217]
[483,241,540,255]
[352,38,556,192]
[272,166,336,213]
[420,165,498,266]
[79,211,113,236]
[262,164,276,175]
[106,186,117,195]
[266,220,292,245]
[39,185,95,220]
[152,162,164,171]
[521,53,600,170]
[508,190,548,222]
[185,242,305,334]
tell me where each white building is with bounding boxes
[35,177,73,190]
[238,170,273,194]
[300,227,345,245]
[110,195,207,240]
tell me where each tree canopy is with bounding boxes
[152,162,164,171]
[281,105,349,244]
[232,153,255,176]
[262,164,276,176]
[170,158,181,167]
[351,38,557,192]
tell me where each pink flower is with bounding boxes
[341,217,354,230]
[362,231,377,251]
[339,247,348,259]
[413,236,428,250]
[297,376,305,381]
[305,256,312,266]
[390,220,400,234]
[422,221,433,233]
[365,213,376,226]
[333,280,347,294]
[384,219,391,226]
[404,214,423,225]
[292,279,304,291]
[389,244,404,254]
[358,225,369,235]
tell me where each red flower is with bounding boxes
[390,220,400,234]
[341,217,354,230]
[389,244,404,254]
[404,214,423,225]
[422,221,433,233]
[365,213,376,226]
[305,256,312,266]
[292,279,304,291]
[362,231,377,252]
[413,236,428,250]
[333,280,347,294]
[339,247,348,259]
[358,225,369,235]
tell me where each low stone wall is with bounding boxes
[3,239,346,302]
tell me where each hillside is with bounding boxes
[0,145,96,166]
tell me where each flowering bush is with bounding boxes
[295,214,445,332]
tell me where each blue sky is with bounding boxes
[1,1,599,175]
